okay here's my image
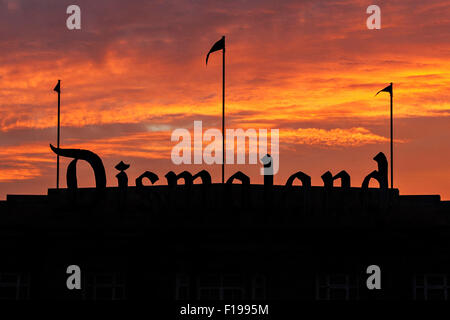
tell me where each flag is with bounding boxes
[375,83,392,96]
[54,80,60,93]
[206,36,225,65]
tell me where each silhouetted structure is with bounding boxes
[115,161,130,189]
[362,152,388,189]
[50,145,106,190]
[0,149,449,301]
[321,170,350,188]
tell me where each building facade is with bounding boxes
[1,183,449,301]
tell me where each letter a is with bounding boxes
[66,5,81,30]
[203,128,222,165]
[366,5,381,29]
[66,265,81,290]
[171,129,191,165]
[366,265,381,290]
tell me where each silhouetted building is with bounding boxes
[1,183,449,301]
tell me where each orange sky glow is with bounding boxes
[0,0,449,199]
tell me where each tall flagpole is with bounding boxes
[375,82,394,189]
[206,36,226,183]
[56,80,61,189]
[222,37,225,184]
[390,82,393,189]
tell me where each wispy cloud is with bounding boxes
[0,0,449,198]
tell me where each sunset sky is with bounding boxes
[0,0,449,200]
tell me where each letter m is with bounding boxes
[226,128,257,164]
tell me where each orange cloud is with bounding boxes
[0,0,449,199]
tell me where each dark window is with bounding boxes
[197,274,245,300]
[84,272,125,300]
[252,274,266,300]
[175,273,266,300]
[0,273,30,300]
[175,273,190,300]
[316,274,359,300]
[414,274,449,300]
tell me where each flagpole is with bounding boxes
[205,36,226,183]
[222,37,225,184]
[390,82,393,189]
[56,80,61,189]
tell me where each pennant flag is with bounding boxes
[54,80,60,93]
[206,36,225,65]
[375,83,392,96]
[374,82,394,189]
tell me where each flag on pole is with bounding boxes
[375,83,392,96]
[54,81,60,93]
[54,80,61,189]
[206,36,225,65]
[375,82,394,189]
[205,36,226,183]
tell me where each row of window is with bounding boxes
[175,273,450,301]
[0,272,449,300]
[317,274,450,300]
[320,274,450,300]
[0,272,125,300]
[176,274,266,300]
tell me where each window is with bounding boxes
[197,274,245,300]
[84,272,125,300]
[176,273,190,300]
[316,274,359,300]
[0,272,30,300]
[176,273,265,300]
[414,274,449,300]
[252,275,266,300]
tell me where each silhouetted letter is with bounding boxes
[321,170,350,188]
[192,170,212,184]
[258,129,280,175]
[66,159,78,189]
[115,161,130,189]
[165,171,193,186]
[362,152,388,189]
[261,154,273,186]
[50,145,106,189]
[226,171,250,185]
[136,171,159,187]
[285,171,311,188]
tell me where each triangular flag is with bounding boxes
[375,83,392,96]
[206,36,225,65]
[54,80,60,93]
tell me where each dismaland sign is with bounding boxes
[50,143,389,191]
